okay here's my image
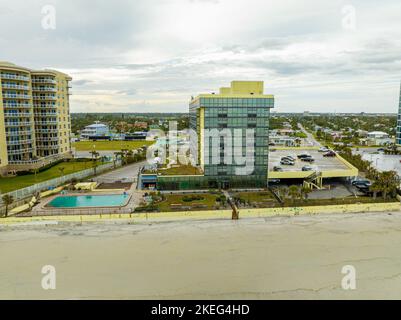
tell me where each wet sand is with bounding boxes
[2,212,401,299]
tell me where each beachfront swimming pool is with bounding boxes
[47,194,130,208]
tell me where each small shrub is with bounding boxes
[182,195,204,202]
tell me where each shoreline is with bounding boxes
[2,211,401,299]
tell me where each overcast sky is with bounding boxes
[1,0,400,113]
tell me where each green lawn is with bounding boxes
[232,191,394,208]
[282,196,397,207]
[72,140,153,151]
[0,160,101,193]
[155,193,222,212]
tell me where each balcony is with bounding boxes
[1,83,30,90]
[33,103,57,109]
[32,86,57,92]
[32,95,57,101]
[7,154,63,165]
[34,112,57,117]
[2,93,31,99]
[4,112,32,118]
[35,129,58,133]
[32,78,56,84]
[6,130,32,137]
[36,137,59,142]
[5,122,31,127]
[1,74,30,81]
[35,121,58,125]
[7,148,34,155]
[36,145,59,150]
[3,103,32,108]
[7,139,33,146]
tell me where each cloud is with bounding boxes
[1,0,401,113]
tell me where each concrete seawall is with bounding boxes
[1,202,399,225]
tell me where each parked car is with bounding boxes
[297,153,310,159]
[302,165,313,171]
[280,159,295,165]
[318,147,329,152]
[323,151,336,157]
[353,182,371,189]
[377,148,385,152]
[351,179,371,187]
[301,157,315,163]
[268,178,281,184]
[355,184,371,193]
[273,166,283,172]
[269,142,276,146]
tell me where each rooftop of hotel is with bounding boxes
[191,80,274,102]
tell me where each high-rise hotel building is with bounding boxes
[396,82,401,145]
[0,62,72,176]
[189,81,274,189]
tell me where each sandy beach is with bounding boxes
[2,212,401,299]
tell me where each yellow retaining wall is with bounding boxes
[1,202,399,225]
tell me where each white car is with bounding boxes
[318,147,329,152]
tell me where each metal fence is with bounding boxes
[0,161,121,211]
[24,206,133,217]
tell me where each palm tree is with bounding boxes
[90,150,99,161]
[89,150,100,176]
[369,181,382,199]
[277,187,288,203]
[114,151,123,167]
[69,177,78,191]
[33,167,39,182]
[378,171,400,200]
[58,167,65,177]
[2,194,14,218]
[288,185,300,204]
[120,148,129,165]
[92,161,98,176]
[300,185,312,201]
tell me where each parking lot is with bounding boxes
[269,149,349,173]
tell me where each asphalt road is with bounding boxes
[298,123,322,147]
[92,161,146,186]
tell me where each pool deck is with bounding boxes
[12,160,146,217]
[21,189,142,216]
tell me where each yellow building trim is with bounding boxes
[199,107,205,170]
[334,153,359,174]
[190,80,274,105]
